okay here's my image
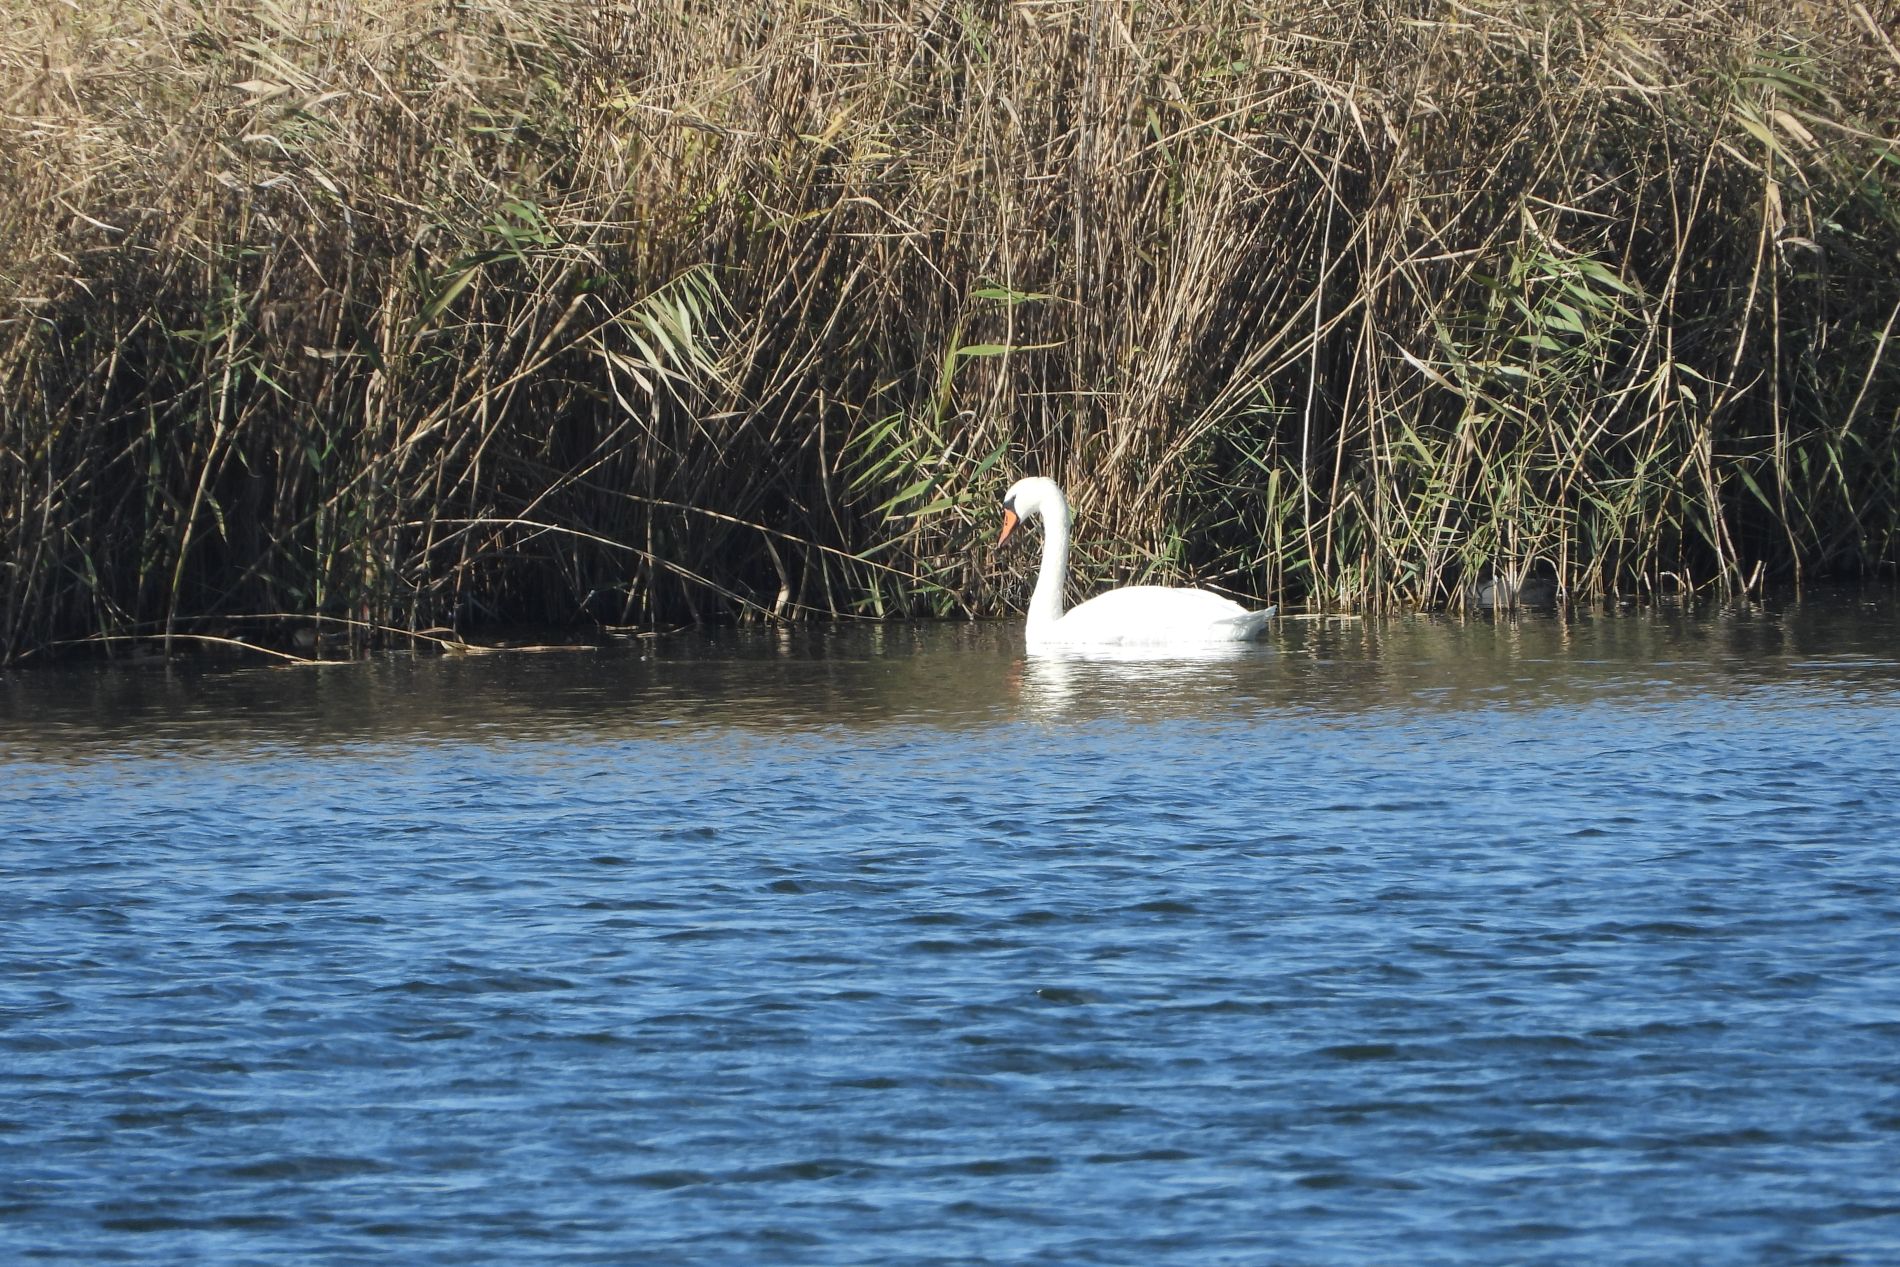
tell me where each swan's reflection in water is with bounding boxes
[1015,642,1273,723]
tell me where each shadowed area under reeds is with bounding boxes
[2,0,1897,661]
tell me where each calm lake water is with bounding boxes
[3,599,1899,1265]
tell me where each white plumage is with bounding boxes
[998,477,1275,652]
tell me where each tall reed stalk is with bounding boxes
[3,0,1896,660]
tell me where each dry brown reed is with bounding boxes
[2,0,1896,660]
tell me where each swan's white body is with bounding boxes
[999,477,1275,652]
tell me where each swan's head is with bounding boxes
[998,476,1065,545]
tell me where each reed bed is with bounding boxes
[2,0,1896,660]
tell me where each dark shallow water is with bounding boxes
[3,600,1900,1264]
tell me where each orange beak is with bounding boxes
[998,508,1020,546]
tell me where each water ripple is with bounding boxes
[3,607,1900,1264]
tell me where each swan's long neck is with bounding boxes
[1027,495,1070,637]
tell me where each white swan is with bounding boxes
[998,477,1275,651]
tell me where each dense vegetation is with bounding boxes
[3,0,1897,660]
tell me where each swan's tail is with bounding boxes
[1219,604,1277,641]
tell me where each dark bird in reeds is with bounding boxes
[1468,573,1561,611]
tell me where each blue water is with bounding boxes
[3,602,1899,1264]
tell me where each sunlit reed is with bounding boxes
[2,0,1895,659]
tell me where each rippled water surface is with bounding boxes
[5,601,1900,1265]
